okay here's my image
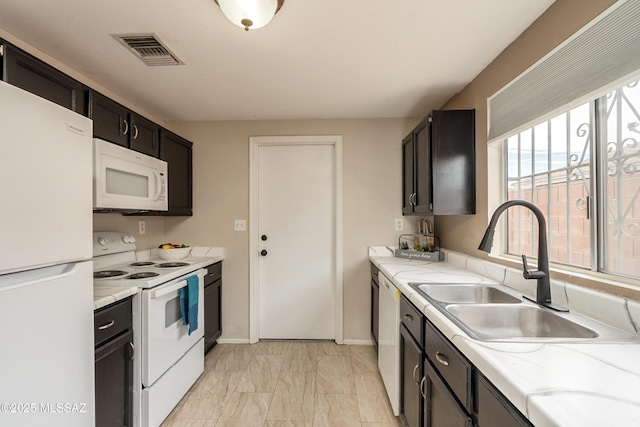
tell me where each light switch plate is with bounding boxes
[234,219,247,231]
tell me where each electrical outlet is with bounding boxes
[395,218,404,231]
[234,219,247,231]
[138,220,146,235]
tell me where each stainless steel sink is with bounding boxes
[414,284,521,304]
[444,304,598,341]
[409,282,640,343]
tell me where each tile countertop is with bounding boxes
[369,246,640,427]
[93,246,225,310]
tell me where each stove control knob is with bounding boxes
[122,235,135,244]
[97,237,108,246]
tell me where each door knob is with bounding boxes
[260,250,268,256]
[261,235,268,241]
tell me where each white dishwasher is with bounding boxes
[377,272,401,415]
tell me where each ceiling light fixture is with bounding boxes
[215,0,284,31]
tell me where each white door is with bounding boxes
[254,138,340,340]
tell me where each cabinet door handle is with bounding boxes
[98,320,115,330]
[403,314,413,322]
[133,124,139,140]
[419,376,427,399]
[412,364,420,385]
[412,193,417,206]
[435,351,449,366]
[123,119,129,136]
[129,342,135,361]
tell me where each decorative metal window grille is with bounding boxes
[503,79,640,280]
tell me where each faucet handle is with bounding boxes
[521,255,546,280]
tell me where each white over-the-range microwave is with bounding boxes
[93,138,168,212]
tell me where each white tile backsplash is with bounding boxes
[625,299,640,334]
[503,267,537,296]
[445,251,468,269]
[466,257,507,283]
[564,283,635,334]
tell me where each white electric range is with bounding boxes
[93,231,220,427]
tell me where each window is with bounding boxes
[503,78,640,279]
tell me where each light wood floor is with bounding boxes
[160,341,402,427]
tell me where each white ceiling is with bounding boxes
[0,0,554,122]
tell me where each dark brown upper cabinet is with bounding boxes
[88,90,160,157]
[403,118,432,215]
[403,109,476,216]
[2,42,85,114]
[88,90,129,147]
[159,128,193,216]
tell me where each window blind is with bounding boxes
[488,0,640,143]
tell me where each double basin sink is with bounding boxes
[410,283,638,343]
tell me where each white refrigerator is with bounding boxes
[0,81,95,427]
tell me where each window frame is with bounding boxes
[497,81,640,282]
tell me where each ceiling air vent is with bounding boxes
[113,34,184,66]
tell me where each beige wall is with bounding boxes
[162,119,420,341]
[436,0,640,299]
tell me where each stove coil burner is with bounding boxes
[94,270,128,279]
[125,272,160,280]
[130,262,156,267]
[157,262,190,268]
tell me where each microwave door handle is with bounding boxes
[152,169,162,201]
[150,279,187,299]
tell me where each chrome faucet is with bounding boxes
[478,200,568,312]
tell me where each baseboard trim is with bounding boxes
[216,337,375,346]
[216,338,251,344]
[342,338,375,346]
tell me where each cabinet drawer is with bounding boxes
[400,295,424,347]
[204,262,222,286]
[370,263,379,285]
[94,298,132,347]
[425,320,472,412]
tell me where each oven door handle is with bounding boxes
[150,279,187,299]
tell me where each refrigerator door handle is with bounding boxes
[0,262,85,293]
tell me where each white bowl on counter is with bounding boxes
[158,247,191,260]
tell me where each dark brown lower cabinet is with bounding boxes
[400,323,423,427]
[399,296,532,427]
[424,360,473,427]
[370,263,379,348]
[94,298,134,427]
[95,329,133,427]
[204,262,222,353]
[475,373,533,427]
